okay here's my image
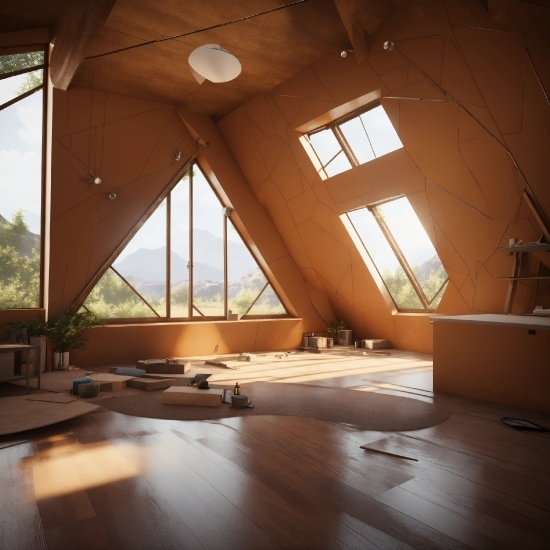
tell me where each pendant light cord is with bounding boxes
[85,0,309,60]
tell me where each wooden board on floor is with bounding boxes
[26,394,77,403]
[142,373,192,386]
[0,396,99,436]
[162,386,223,407]
[127,378,176,391]
[87,374,135,392]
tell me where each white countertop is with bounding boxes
[430,314,550,330]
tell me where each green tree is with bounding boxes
[0,211,40,308]
[84,270,158,318]
[0,51,44,101]
[0,51,43,75]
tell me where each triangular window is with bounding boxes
[83,164,288,320]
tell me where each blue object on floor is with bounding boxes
[115,367,146,377]
[72,377,93,395]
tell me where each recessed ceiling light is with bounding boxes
[188,44,241,84]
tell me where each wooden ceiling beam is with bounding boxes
[50,0,116,90]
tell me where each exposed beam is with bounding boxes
[49,0,116,90]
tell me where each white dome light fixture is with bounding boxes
[188,44,241,84]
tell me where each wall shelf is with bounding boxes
[498,238,550,313]
[496,276,550,280]
[498,243,550,253]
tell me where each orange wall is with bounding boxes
[217,0,550,352]
[47,90,326,364]
[71,319,302,368]
[49,88,197,314]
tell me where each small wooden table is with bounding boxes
[0,344,41,394]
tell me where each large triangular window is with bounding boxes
[82,164,288,320]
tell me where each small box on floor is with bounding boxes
[308,336,327,349]
[338,330,353,346]
[363,339,390,349]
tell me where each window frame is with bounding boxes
[79,162,290,323]
[305,102,400,179]
[0,44,49,310]
[345,196,449,313]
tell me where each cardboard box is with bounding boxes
[363,339,390,349]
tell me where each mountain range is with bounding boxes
[114,228,258,283]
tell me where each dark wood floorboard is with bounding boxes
[1,353,549,550]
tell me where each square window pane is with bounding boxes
[430,280,448,309]
[112,199,167,317]
[0,51,44,76]
[375,197,447,303]
[339,116,375,164]
[170,173,190,317]
[0,90,43,308]
[324,150,352,178]
[0,70,43,107]
[192,168,224,317]
[308,128,342,166]
[360,106,402,158]
[84,269,157,319]
[347,209,423,309]
[247,284,286,315]
[228,220,267,314]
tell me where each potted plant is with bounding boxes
[327,320,347,345]
[46,309,101,370]
[6,320,29,343]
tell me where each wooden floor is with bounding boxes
[1,350,549,550]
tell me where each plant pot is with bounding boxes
[53,352,70,370]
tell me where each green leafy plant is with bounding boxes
[24,318,47,337]
[327,320,346,335]
[46,309,102,354]
[6,318,47,341]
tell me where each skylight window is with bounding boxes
[304,104,402,179]
[345,197,448,312]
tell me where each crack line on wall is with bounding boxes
[138,110,176,179]
[427,179,492,220]
[87,195,103,281]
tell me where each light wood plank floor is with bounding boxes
[1,350,549,550]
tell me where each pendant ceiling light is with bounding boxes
[188,44,241,84]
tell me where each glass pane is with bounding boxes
[324,150,352,178]
[308,128,342,166]
[430,280,448,309]
[227,220,267,314]
[360,106,402,158]
[0,70,43,107]
[0,51,44,76]
[247,284,286,315]
[0,90,43,308]
[84,269,157,319]
[170,172,190,317]
[112,199,167,316]
[192,168,224,317]
[376,197,447,303]
[347,209,422,309]
[339,117,375,164]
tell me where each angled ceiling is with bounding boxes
[1,0,548,119]
[71,0,351,118]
